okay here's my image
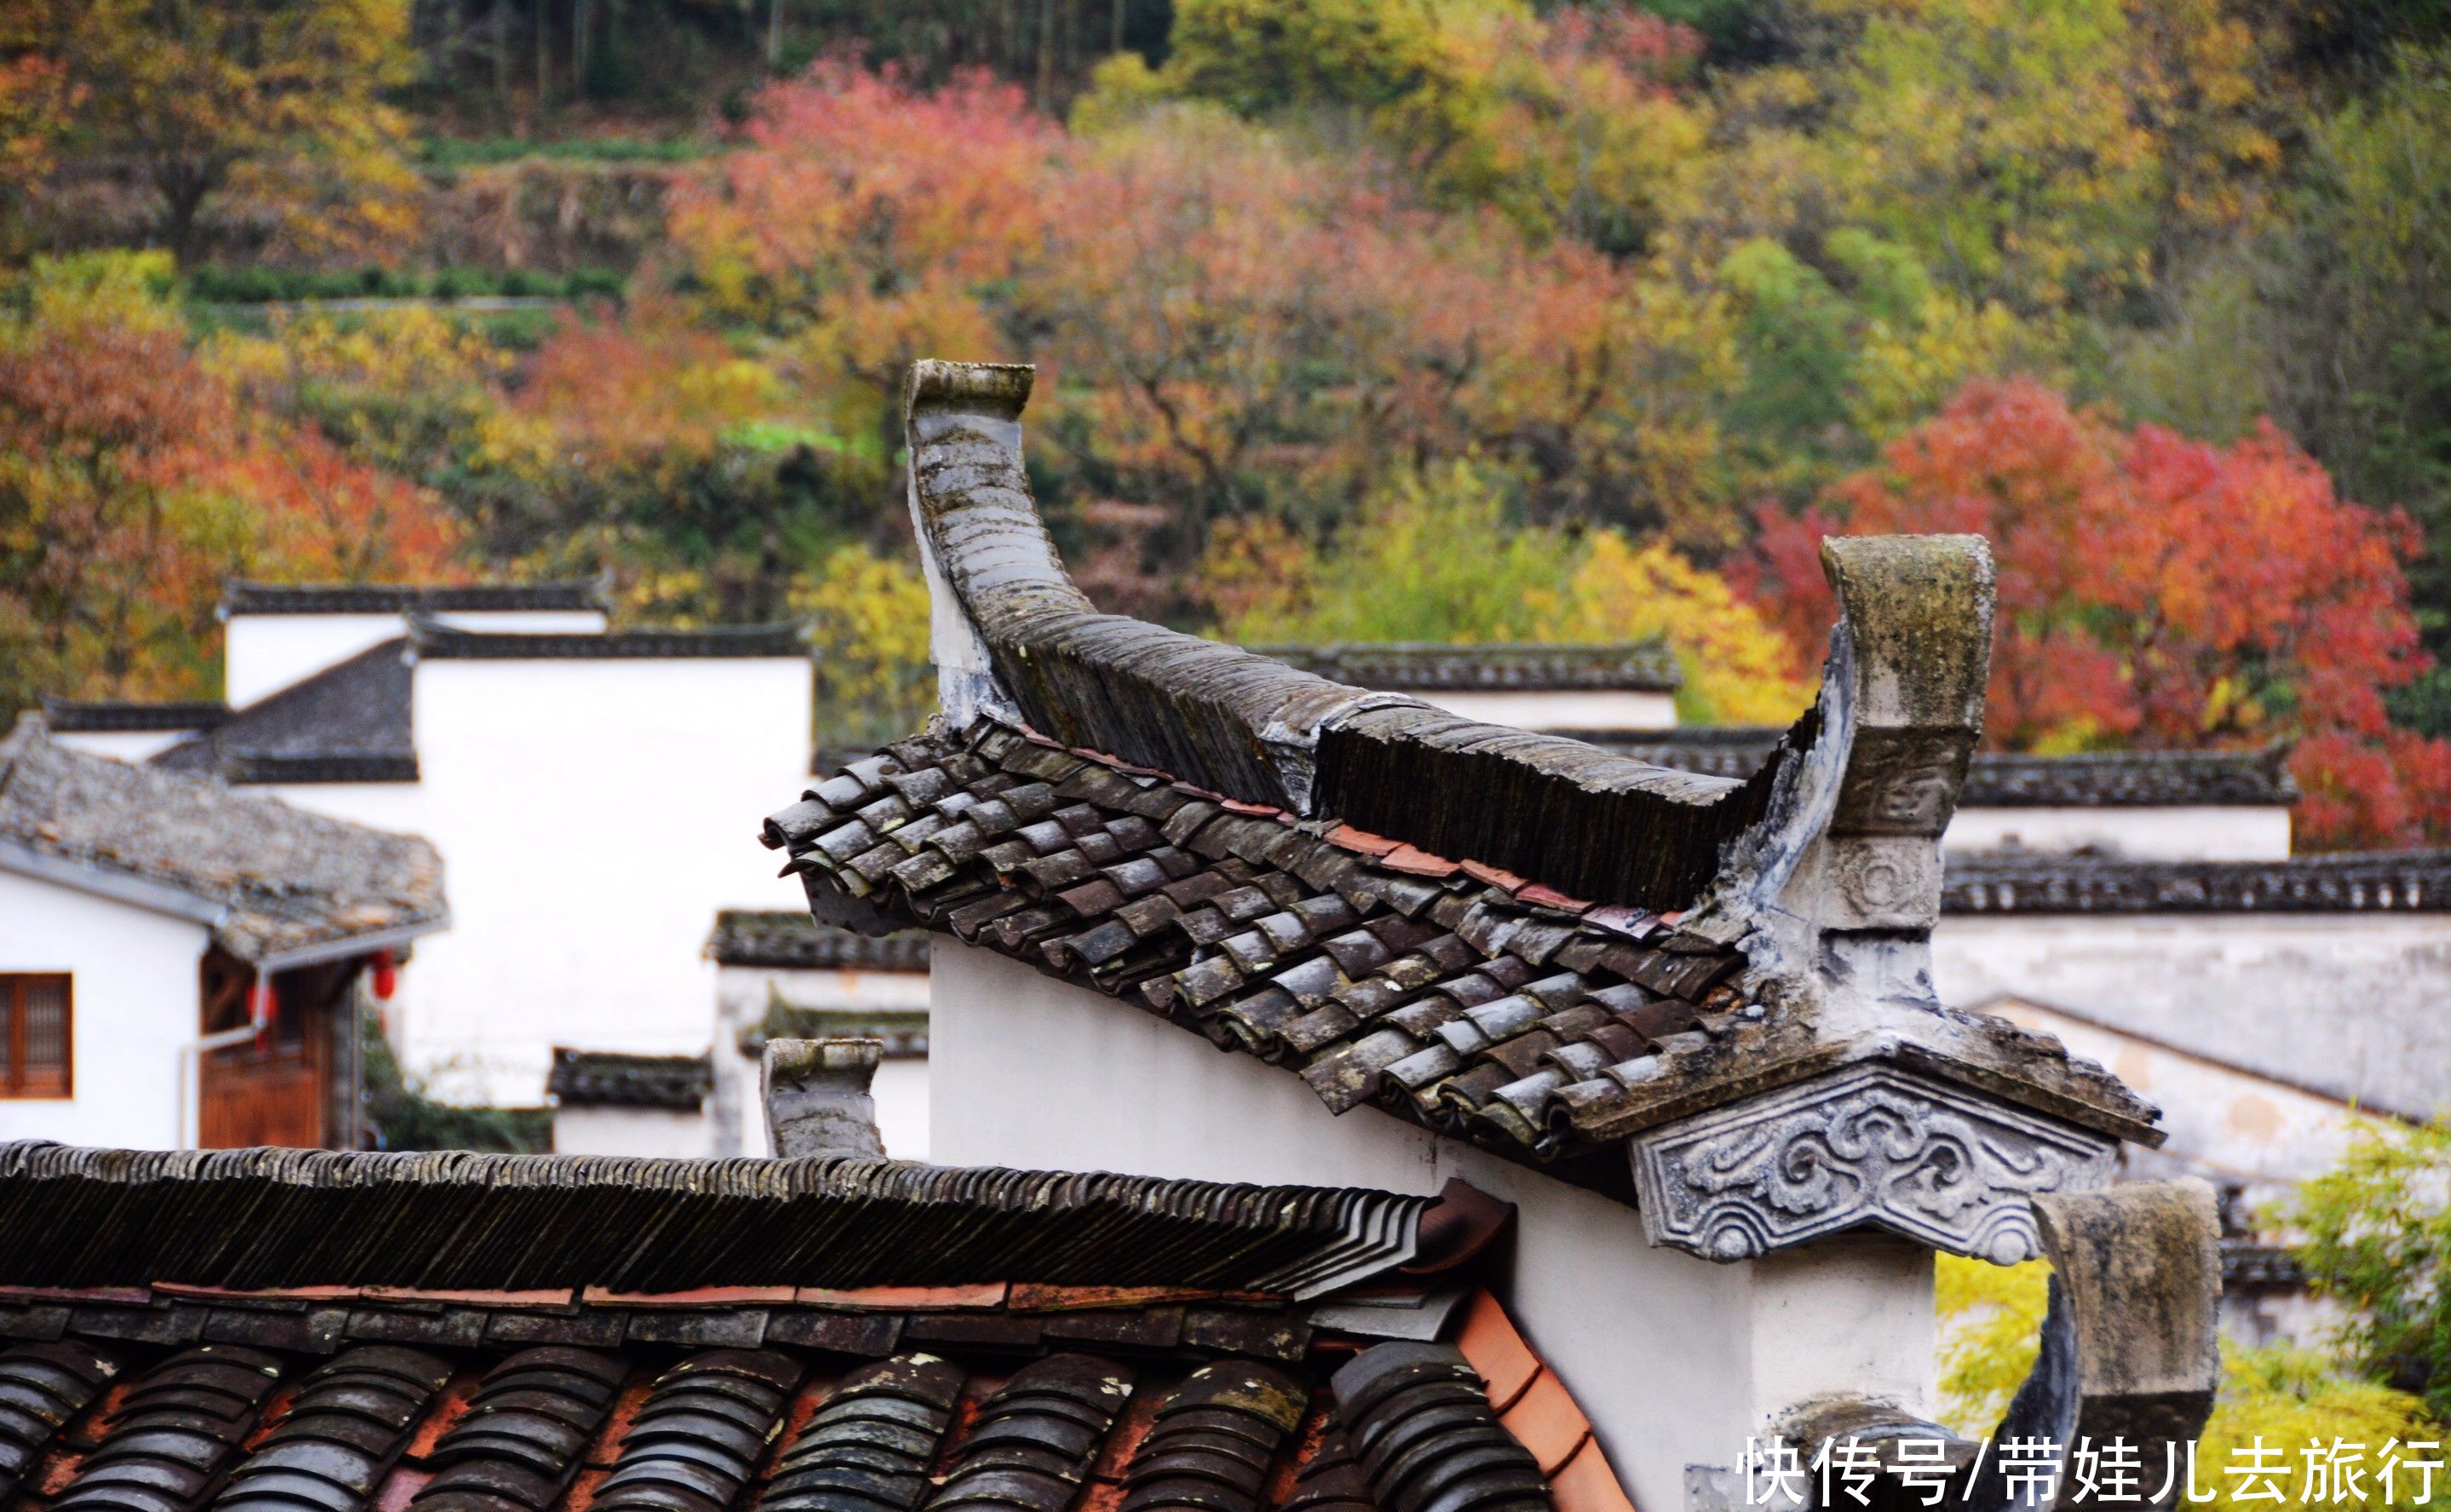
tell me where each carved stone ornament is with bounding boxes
[1629,1063,2116,1263]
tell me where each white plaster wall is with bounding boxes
[1418,689,1677,733]
[50,730,197,762]
[1933,914,2451,1118]
[711,964,932,1159]
[554,1104,716,1158]
[1943,805,2292,861]
[0,872,203,1148]
[396,657,811,1105]
[1985,999,2370,1205]
[930,945,1934,1512]
[224,609,606,706]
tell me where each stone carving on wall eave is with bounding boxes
[1628,1061,2117,1264]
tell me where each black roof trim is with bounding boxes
[1943,852,2451,913]
[0,1141,1434,1295]
[709,911,930,971]
[1251,642,1680,694]
[39,699,230,733]
[226,581,607,615]
[226,754,421,785]
[411,623,807,659]
[1585,729,2299,808]
[548,1049,714,1111]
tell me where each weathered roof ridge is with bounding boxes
[905,362,1988,915]
[0,716,446,965]
[225,579,608,615]
[0,1141,1439,1298]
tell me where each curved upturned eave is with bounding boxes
[902,359,1788,911]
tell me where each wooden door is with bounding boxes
[198,951,331,1149]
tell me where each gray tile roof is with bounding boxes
[1944,852,2451,912]
[153,638,415,785]
[767,726,2156,1167]
[0,716,446,963]
[0,1141,1435,1295]
[547,1049,715,1110]
[708,910,929,971]
[1251,642,1680,694]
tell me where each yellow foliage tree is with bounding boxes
[39,0,419,264]
[1206,459,1809,726]
[1554,532,1813,725]
[794,544,936,748]
[1936,1253,2442,1510]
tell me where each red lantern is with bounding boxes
[250,976,276,1049]
[370,949,397,1001]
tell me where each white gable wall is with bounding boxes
[224,608,607,706]
[50,730,202,763]
[1932,912,2451,1119]
[929,943,1935,1512]
[392,656,812,1106]
[1982,998,2370,1204]
[0,870,203,1149]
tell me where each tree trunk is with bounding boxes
[493,0,509,105]
[767,0,782,70]
[574,0,590,94]
[534,0,549,110]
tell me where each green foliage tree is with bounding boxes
[1936,1252,2442,1511]
[2288,1121,2451,1420]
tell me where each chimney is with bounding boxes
[762,1038,887,1158]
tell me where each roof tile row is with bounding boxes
[770,722,1806,1162]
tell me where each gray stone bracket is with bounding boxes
[1629,1062,2116,1263]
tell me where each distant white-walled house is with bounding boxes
[545,1046,716,1158]
[0,716,446,1149]
[220,581,611,707]
[705,910,929,1159]
[47,581,813,1112]
[1600,727,2299,862]
[1252,642,1682,733]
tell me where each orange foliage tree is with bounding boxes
[669,58,1059,448]
[0,254,459,714]
[1746,377,2451,848]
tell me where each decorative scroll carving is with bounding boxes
[1628,1064,2115,1263]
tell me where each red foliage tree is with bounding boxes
[0,309,460,712]
[1747,377,2451,848]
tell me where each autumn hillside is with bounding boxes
[4,0,2451,846]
